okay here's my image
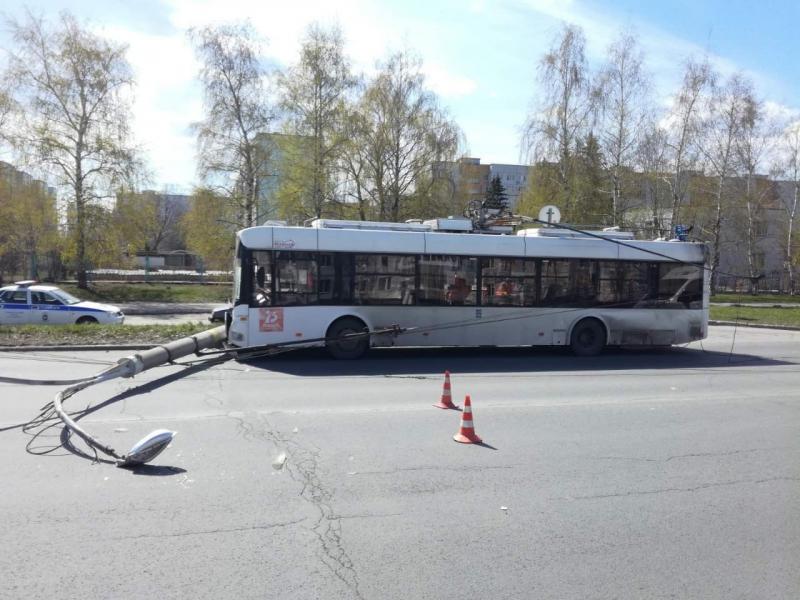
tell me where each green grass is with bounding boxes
[711,292,800,304]
[0,322,215,346]
[710,305,800,328]
[57,282,232,303]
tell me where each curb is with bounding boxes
[0,344,157,352]
[3,323,797,352]
[709,320,800,332]
[122,308,213,315]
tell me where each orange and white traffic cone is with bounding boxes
[434,370,459,410]
[453,395,482,444]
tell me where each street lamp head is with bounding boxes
[118,429,176,468]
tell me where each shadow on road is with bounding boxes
[240,345,793,377]
[36,358,228,470]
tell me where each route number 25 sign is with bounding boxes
[258,308,284,332]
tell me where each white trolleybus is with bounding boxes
[227,217,709,359]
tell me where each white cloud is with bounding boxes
[95,24,203,190]
[764,100,800,124]
[18,0,791,188]
[519,0,782,98]
[422,62,478,99]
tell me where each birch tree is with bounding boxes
[359,51,461,221]
[664,59,712,230]
[700,73,750,290]
[596,32,651,226]
[6,12,138,288]
[339,99,374,220]
[277,24,355,220]
[735,95,777,293]
[779,121,800,293]
[191,22,274,228]
[636,124,671,237]
[0,87,13,141]
[523,24,595,221]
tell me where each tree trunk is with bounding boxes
[710,175,725,293]
[744,174,758,295]
[787,182,798,294]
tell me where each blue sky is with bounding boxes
[2,0,798,192]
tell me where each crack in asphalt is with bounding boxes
[111,517,307,540]
[336,513,403,520]
[352,464,519,476]
[590,447,783,463]
[228,411,364,600]
[569,476,800,501]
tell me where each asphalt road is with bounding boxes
[0,326,798,599]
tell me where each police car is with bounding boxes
[0,281,125,325]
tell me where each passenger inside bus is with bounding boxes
[446,276,471,305]
[494,279,514,304]
[254,265,270,306]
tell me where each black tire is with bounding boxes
[76,316,99,325]
[570,318,606,356]
[326,317,369,360]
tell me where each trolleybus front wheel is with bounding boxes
[570,318,606,357]
[326,317,369,360]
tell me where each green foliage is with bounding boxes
[277,24,354,220]
[7,12,138,288]
[0,322,212,346]
[516,163,560,219]
[571,133,610,226]
[180,188,237,270]
[710,305,800,328]
[61,203,122,270]
[58,282,230,303]
[483,176,509,211]
[0,173,61,279]
[711,293,800,304]
[114,190,159,255]
[190,23,273,228]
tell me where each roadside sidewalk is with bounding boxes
[117,302,221,315]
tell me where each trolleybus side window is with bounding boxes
[657,263,703,307]
[418,255,477,306]
[275,251,318,306]
[540,259,571,304]
[596,261,621,306]
[250,250,273,307]
[619,261,655,307]
[353,254,415,305]
[481,257,538,307]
